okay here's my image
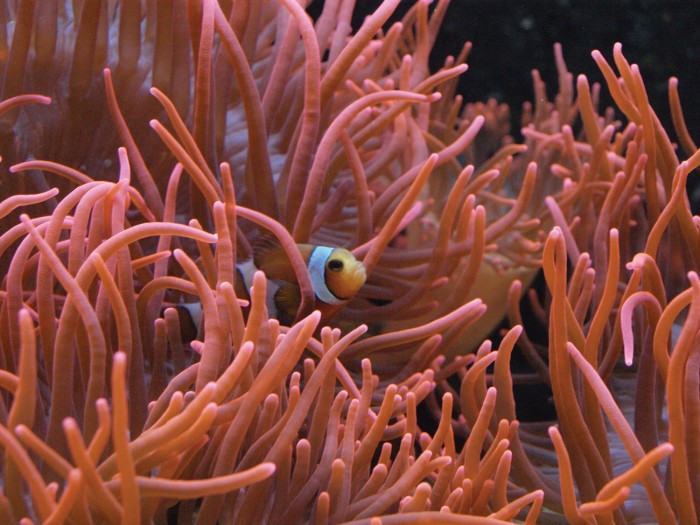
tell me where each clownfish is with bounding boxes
[166,239,366,336]
[234,237,366,324]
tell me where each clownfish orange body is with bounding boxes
[234,238,366,324]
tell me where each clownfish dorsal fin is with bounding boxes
[273,283,302,325]
[252,235,297,282]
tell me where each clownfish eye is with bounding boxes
[328,259,344,272]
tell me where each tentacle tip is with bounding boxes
[261,462,277,475]
[61,418,77,431]
[549,226,562,239]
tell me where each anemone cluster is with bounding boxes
[0,1,698,524]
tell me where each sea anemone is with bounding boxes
[0,0,698,523]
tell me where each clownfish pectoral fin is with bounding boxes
[252,235,298,282]
[273,283,302,325]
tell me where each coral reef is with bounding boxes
[0,0,698,523]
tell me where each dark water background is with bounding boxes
[338,0,700,207]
